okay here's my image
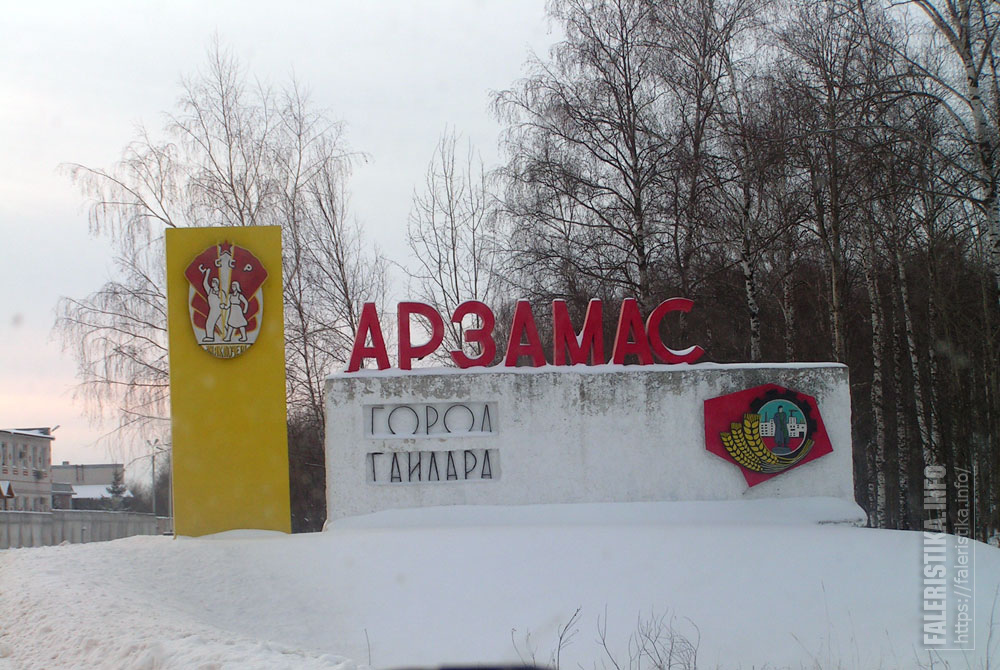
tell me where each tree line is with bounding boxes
[409,0,999,539]
[58,1,998,538]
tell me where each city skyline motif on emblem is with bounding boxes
[184,241,268,359]
[704,384,834,487]
[718,388,817,475]
[756,398,809,456]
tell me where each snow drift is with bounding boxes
[1,498,997,669]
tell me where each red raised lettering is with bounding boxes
[398,302,445,370]
[552,299,605,365]
[611,298,653,365]
[645,298,705,364]
[346,302,390,372]
[450,301,496,368]
[504,300,546,367]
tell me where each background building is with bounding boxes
[1,429,164,548]
[51,462,130,510]
[51,482,74,509]
[0,428,54,512]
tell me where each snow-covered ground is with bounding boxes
[1,498,998,669]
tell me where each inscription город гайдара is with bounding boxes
[365,402,498,485]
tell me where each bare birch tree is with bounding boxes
[688,0,787,362]
[405,130,497,360]
[902,0,1000,302]
[494,0,674,309]
[775,0,887,362]
[56,43,383,454]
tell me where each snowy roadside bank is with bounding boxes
[2,500,997,669]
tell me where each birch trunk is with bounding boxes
[894,244,935,469]
[979,268,1000,539]
[864,257,887,527]
[923,215,944,471]
[892,300,910,529]
[741,235,762,362]
[781,271,795,361]
[812,178,846,362]
[890,258,910,530]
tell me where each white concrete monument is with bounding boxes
[325,360,854,522]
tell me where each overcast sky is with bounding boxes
[0,1,556,468]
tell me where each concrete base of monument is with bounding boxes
[327,496,868,529]
[325,363,855,522]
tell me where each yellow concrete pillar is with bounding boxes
[165,226,290,536]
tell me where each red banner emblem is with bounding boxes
[183,241,268,359]
[704,384,833,486]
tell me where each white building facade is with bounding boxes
[0,428,55,512]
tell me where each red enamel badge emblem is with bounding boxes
[704,384,833,486]
[184,241,268,359]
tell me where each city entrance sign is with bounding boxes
[346,298,706,372]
